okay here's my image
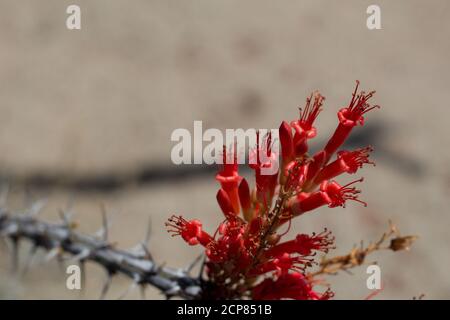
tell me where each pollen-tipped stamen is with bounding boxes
[299,92,324,129]
[165,215,188,237]
[345,81,380,123]
[329,178,367,208]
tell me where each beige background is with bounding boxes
[0,0,449,299]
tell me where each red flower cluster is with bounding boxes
[166,81,379,300]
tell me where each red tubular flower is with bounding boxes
[321,178,367,208]
[279,121,294,185]
[291,92,324,157]
[302,150,326,190]
[279,121,294,164]
[323,81,379,163]
[238,178,253,221]
[216,145,242,214]
[206,239,228,263]
[165,215,213,246]
[167,82,380,300]
[288,178,366,216]
[249,253,312,277]
[313,146,374,184]
[284,160,308,191]
[216,188,237,219]
[266,230,334,258]
[288,191,330,215]
[206,217,246,264]
[252,272,331,300]
[254,171,278,210]
[248,216,264,237]
[249,132,279,207]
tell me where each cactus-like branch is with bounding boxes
[0,208,203,300]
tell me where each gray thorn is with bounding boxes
[164,285,181,298]
[101,205,109,241]
[44,247,61,262]
[59,209,74,226]
[67,248,90,263]
[10,237,19,274]
[0,183,9,207]
[140,285,146,300]
[95,205,116,241]
[144,217,152,246]
[0,237,8,249]
[140,243,153,260]
[21,244,38,276]
[197,256,206,279]
[55,253,66,273]
[0,207,6,219]
[27,199,47,218]
[185,254,203,274]
[23,188,33,208]
[118,275,140,300]
[78,261,86,298]
[99,273,113,300]
[2,236,13,253]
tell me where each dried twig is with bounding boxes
[309,221,418,277]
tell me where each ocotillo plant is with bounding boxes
[0,81,416,299]
[166,81,417,300]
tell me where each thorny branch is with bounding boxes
[0,204,204,300]
[309,221,418,278]
[0,201,418,300]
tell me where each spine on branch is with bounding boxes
[0,208,203,300]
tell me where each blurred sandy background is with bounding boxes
[0,0,449,299]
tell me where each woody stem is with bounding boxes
[244,187,293,277]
